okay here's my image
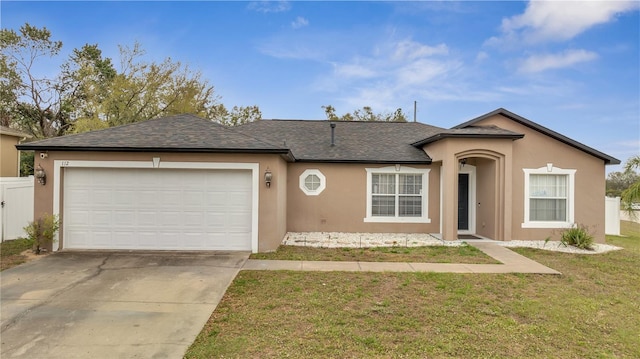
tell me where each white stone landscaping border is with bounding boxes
[282,232,622,254]
[498,240,622,254]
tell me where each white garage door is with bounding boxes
[63,167,252,250]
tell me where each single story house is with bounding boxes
[17,108,619,252]
[1,125,32,177]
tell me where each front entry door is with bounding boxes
[458,173,469,230]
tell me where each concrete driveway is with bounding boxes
[1,251,249,358]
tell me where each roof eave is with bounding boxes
[454,108,621,165]
[15,145,292,156]
[411,133,525,147]
[294,159,433,164]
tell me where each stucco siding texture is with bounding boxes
[477,115,607,243]
[286,162,440,234]
[1,134,20,177]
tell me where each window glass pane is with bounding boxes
[530,199,567,221]
[372,196,395,216]
[372,174,395,194]
[304,174,321,191]
[399,174,422,195]
[399,196,422,217]
[530,175,566,198]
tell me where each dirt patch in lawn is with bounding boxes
[1,238,48,271]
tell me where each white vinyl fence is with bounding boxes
[0,177,34,241]
[605,196,620,236]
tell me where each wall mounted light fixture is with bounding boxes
[264,168,273,188]
[459,158,467,169]
[35,164,46,185]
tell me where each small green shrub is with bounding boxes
[23,213,60,254]
[560,224,594,250]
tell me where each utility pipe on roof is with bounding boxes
[330,123,336,146]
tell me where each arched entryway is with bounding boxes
[452,149,509,241]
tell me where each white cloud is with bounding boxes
[396,58,461,85]
[391,40,448,61]
[315,38,467,111]
[518,49,598,73]
[333,63,377,79]
[291,16,309,29]
[475,51,489,62]
[488,0,639,46]
[247,1,291,13]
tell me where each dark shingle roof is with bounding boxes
[235,120,445,163]
[16,114,290,155]
[454,108,621,165]
[16,109,619,166]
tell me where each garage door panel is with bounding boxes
[66,230,88,246]
[64,168,253,251]
[113,232,135,247]
[184,212,204,226]
[138,211,158,226]
[138,232,157,247]
[66,211,89,226]
[184,191,205,206]
[67,189,90,206]
[92,189,112,206]
[114,190,136,205]
[228,213,252,229]
[161,191,183,207]
[114,211,136,225]
[93,211,112,225]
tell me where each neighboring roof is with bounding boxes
[0,126,32,139]
[411,125,524,147]
[454,108,621,165]
[235,119,445,163]
[16,114,290,155]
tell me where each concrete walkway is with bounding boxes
[242,242,561,275]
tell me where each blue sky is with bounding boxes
[2,1,639,172]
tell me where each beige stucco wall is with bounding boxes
[425,137,515,241]
[475,114,608,243]
[1,134,21,177]
[32,151,288,252]
[286,162,440,234]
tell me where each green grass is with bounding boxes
[250,243,499,264]
[186,221,640,358]
[0,238,34,271]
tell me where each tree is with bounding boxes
[0,23,66,138]
[322,105,407,122]
[2,23,261,137]
[621,155,640,215]
[211,104,262,126]
[70,42,222,132]
[606,169,640,197]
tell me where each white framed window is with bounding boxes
[522,164,576,228]
[364,166,430,223]
[299,169,326,196]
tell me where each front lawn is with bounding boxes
[250,243,499,264]
[186,221,640,358]
[0,238,34,271]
